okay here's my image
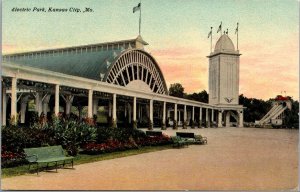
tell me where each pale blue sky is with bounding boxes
[2,0,299,99]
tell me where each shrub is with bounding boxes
[111,119,117,128]
[27,111,39,126]
[82,138,138,154]
[198,119,202,128]
[148,120,153,130]
[135,134,171,147]
[2,126,26,153]
[133,120,137,129]
[1,146,26,168]
[173,121,178,129]
[183,121,188,129]
[191,120,195,128]
[51,118,97,155]
[83,133,171,155]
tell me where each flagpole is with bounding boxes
[236,22,239,51]
[220,21,222,37]
[210,27,213,53]
[139,0,142,35]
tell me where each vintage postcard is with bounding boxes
[1,0,299,191]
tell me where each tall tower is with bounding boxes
[207,34,241,105]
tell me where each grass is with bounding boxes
[1,144,173,178]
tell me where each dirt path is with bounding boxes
[1,127,298,190]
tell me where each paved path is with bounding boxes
[1,127,298,190]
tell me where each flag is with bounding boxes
[133,3,141,13]
[208,27,212,38]
[235,22,239,34]
[208,30,212,38]
[217,22,222,33]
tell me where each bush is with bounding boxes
[183,121,188,129]
[1,146,26,168]
[198,119,202,128]
[51,117,97,155]
[191,120,195,128]
[173,121,178,129]
[83,134,171,155]
[1,125,55,168]
[82,138,138,154]
[148,120,153,130]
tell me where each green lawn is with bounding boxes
[2,145,173,178]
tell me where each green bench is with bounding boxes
[170,136,189,148]
[24,145,74,175]
[176,132,208,145]
[146,130,163,137]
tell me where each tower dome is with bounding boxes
[214,34,235,52]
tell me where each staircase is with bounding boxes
[255,103,287,126]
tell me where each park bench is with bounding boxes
[176,132,207,145]
[170,136,189,148]
[24,145,74,175]
[146,130,163,137]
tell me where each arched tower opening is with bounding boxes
[105,49,168,95]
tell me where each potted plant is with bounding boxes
[161,120,166,130]
[183,120,188,129]
[148,120,153,130]
[133,120,137,129]
[112,118,117,128]
[173,120,178,130]
[198,119,202,128]
[191,120,195,129]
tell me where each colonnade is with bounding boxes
[2,76,244,128]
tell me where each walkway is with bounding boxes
[1,127,298,190]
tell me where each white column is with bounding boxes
[138,104,141,119]
[211,109,214,122]
[226,111,231,127]
[2,86,7,126]
[128,103,132,123]
[192,106,195,121]
[65,95,74,115]
[20,95,29,123]
[199,107,202,127]
[54,84,60,116]
[133,97,137,121]
[93,98,98,115]
[112,93,117,121]
[88,89,93,118]
[42,95,51,115]
[206,108,209,127]
[108,101,112,117]
[162,101,166,124]
[184,105,187,122]
[199,107,202,121]
[146,104,150,118]
[149,99,153,122]
[218,110,223,128]
[11,77,17,124]
[35,93,43,116]
[178,110,181,122]
[174,103,177,122]
[238,110,244,127]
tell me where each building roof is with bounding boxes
[214,34,235,52]
[2,37,146,81]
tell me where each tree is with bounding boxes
[283,99,299,128]
[169,83,185,98]
[186,90,209,103]
[239,94,272,122]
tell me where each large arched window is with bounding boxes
[105,49,168,95]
